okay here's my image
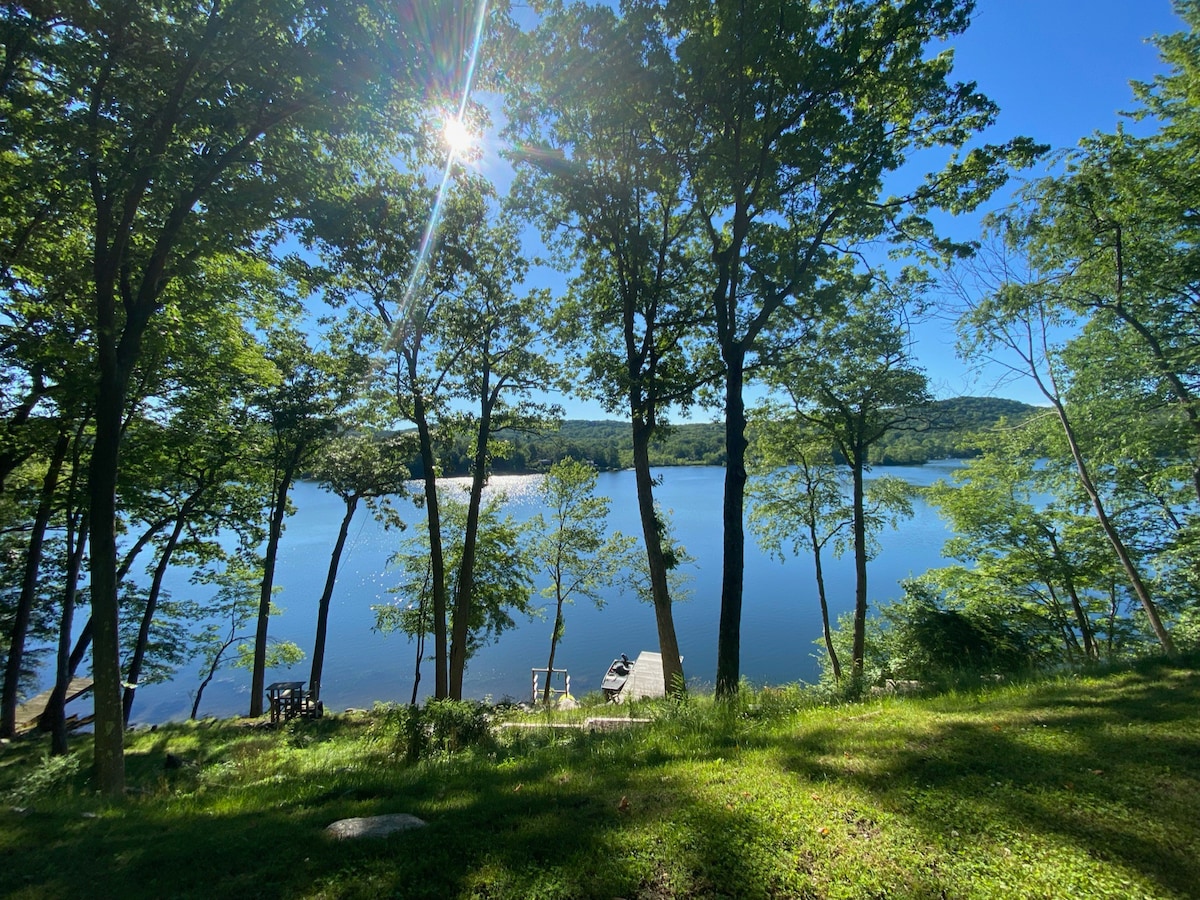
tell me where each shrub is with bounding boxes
[7,752,83,804]
[817,582,1042,690]
[878,582,1040,682]
[387,699,494,763]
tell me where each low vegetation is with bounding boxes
[2,658,1197,899]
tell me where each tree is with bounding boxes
[308,433,410,704]
[188,549,303,721]
[748,426,850,681]
[0,428,69,738]
[299,169,488,701]
[246,325,361,717]
[651,0,1038,696]
[375,492,535,702]
[4,1,449,794]
[116,386,268,724]
[924,430,1119,662]
[763,291,928,677]
[1002,5,1200,507]
[505,0,702,694]
[950,231,1177,655]
[529,459,635,703]
[442,214,561,700]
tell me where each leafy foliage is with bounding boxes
[375,493,535,663]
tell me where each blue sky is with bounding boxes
[481,1,1187,421]
[909,0,1185,406]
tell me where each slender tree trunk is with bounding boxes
[309,494,358,702]
[412,390,448,699]
[1045,528,1098,661]
[60,516,166,693]
[716,353,748,698]
[121,512,187,726]
[1049,398,1176,654]
[449,385,496,700]
[250,462,297,716]
[89,306,134,797]
[630,416,684,693]
[410,589,426,707]
[1044,584,1083,659]
[1,430,68,737]
[191,630,240,720]
[809,527,841,681]
[849,448,869,679]
[541,587,566,705]
[45,512,88,755]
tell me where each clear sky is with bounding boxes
[484,1,1187,421]
[909,0,1185,406]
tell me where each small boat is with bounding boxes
[601,654,633,702]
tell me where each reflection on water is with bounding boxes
[112,463,960,724]
[430,473,546,508]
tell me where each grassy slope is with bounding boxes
[1,660,1197,899]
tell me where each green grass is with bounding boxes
[2,660,1198,899]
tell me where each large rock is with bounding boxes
[325,813,427,839]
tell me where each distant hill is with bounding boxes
[454,396,1039,473]
[868,396,1042,465]
[398,397,1040,476]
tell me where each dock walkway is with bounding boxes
[14,677,93,733]
[622,651,667,701]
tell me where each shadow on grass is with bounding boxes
[775,666,1200,898]
[3,725,690,899]
[2,666,1197,899]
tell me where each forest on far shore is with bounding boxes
[415,396,1040,476]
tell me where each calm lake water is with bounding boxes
[120,461,961,725]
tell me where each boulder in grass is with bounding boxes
[325,813,427,840]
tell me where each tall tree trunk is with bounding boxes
[45,511,88,755]
[716,353,748,698]
[121,510,188,726]
[849,448,869,679]
[542,585,565,705]
[449,395,494,700]
[250,462,297,716]
[88,295,136,797]
[1049,398,1175,654]
[1,430,68,737]
[630,416,684,693]
[809,526,841,682]
[411,388,449,699]
[309,494,358,702]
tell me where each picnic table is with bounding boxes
[266,681,312,723]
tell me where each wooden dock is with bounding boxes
[14,677,93,733]
[621,651,667,701]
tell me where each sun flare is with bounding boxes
[443,116,474,157]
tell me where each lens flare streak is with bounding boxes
[389,0,489,351]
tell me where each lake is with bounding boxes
[123,461,962,724]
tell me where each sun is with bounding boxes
[443,115,475,158]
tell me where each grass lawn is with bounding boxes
[1,658,1197,899]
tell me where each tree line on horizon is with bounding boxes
[0,0,1197,798]
[412,396,1040,476]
